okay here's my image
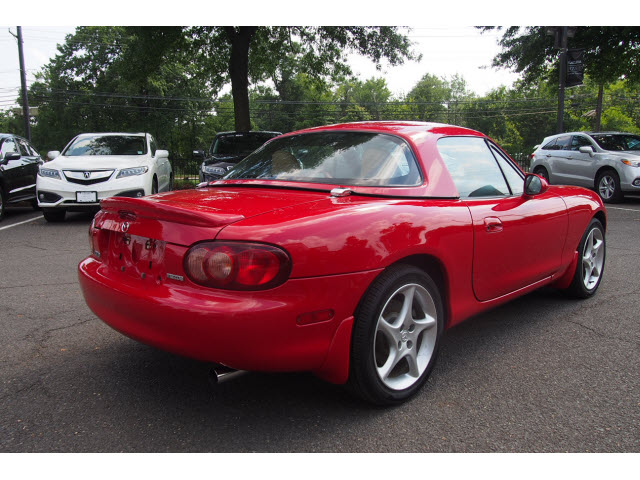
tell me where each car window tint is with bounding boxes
[437,136,509,198]
[489,145,524,195]
[556,135,572,151]
[542,139,557,150]
[1,139,18,157]
[591,134,640,151]
[16,139,30,156]
[571,135,593,151]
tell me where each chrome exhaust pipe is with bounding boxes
[209,365,247,384]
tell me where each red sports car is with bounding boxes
[78,121,606,405]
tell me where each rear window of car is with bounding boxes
[224,131,422,187]
[63,135,147,156]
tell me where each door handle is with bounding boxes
[484,217,503,233]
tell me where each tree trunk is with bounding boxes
[225,27,257,132]
[595,84,604,132]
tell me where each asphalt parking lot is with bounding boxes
[0,200,639,453]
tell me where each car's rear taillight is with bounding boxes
[184,241,291,290]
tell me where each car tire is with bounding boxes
[348,264,444,405]
[564,218,606,299]
[0,189,5,221]
[152,177,158,195]
[533,166,550,183]
[42,208,66,223]
[596,169,622,203]
[31,198,40,210]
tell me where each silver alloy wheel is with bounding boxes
[582,226,605,290]
[373,283,438,390]
[598,175,616,200]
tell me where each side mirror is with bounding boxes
[4,152,21,162]
[579,146,595,157]
[524,173,549,197]
[47,151,61,160]
[156,149,169,159]
[193,150,205,160]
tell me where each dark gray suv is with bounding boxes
[195,131,281,183]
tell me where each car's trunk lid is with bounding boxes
[94,186,328,246]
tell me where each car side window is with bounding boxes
[489,144,524,195]
[571,135,593,151]
[542,139,557,150]
[437,136,510,198]
[1,139,18,158]
[556,135,572,151]
[149,136,157,157]
[17,138,31,156]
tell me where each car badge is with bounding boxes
[121,222,130,233]
[83,171,91,179]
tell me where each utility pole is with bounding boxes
[9,26,31,141]
[557,26,568,134]
[547,26,576,134]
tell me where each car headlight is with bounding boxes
[116,166,149,178]
[38,167,61,179]
[621,159,640,167]
[203,165,228,176]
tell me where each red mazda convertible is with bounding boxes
[78,121,606,405]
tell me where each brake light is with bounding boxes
[184,242,291,290]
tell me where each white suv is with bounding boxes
[529,131,640,203]
[37,132,173,221]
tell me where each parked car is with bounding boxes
[196,131,281,183]
[0,133,42,221]
[79,121,606,405]
[529,131,640,203]
[37,132,173,222]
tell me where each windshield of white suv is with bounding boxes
[63,135,147,156]
[590,134,640,152]
[224,132,422,187]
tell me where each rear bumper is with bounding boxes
[78,257,380,383]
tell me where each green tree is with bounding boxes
[28,27,215,156]
[191,27,418,131]
[480,27,640,130]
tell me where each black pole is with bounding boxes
[16,26,31,141]
[557,26,568,134]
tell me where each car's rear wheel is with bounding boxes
[565,218,606,298]
[533,166,550,183]
[596,170,622,203]
[43,208,66,222]
[348,264,443,405]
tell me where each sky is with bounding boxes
[0,25,519,112]
[2,1,598,113]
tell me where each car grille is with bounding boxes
[63,170,115,185]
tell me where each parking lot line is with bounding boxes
[606,206,640,213]
[0,215,43,231]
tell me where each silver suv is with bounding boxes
[529,131,640,203]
